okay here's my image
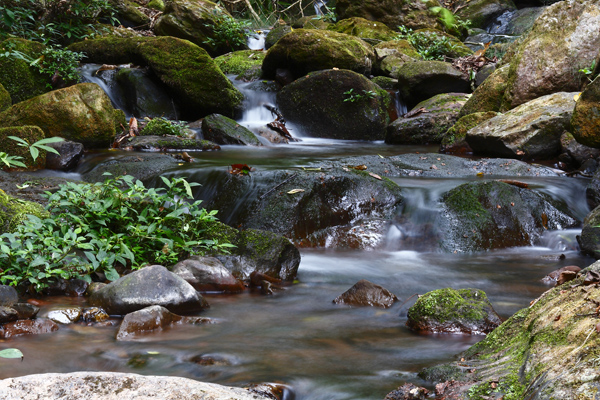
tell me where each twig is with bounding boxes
[259,173,298,199]
[397,293,420,310]
[574,325,596,353]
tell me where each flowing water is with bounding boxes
[0,70,595,399]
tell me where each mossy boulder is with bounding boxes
[201,114,261,146]
[328,17,398,43]
[68,36,244,120]
[431,261,600,399]
[0,83,117,149]
[265,25,292,49]
[572,75,600,148]
[335,0,442,31]
[0,83,10,112]
[578,206,600,259]
[292,16,332,30]
[453,0,516,29]
[214,50,265,75]
[373,40,421,77]
[0,126,47,170]
[458,64,509,118]
[385,92,469,144]
[154,0,246,56]
[0,39,50,104]
[370,76,397,90]
[466,92,577,159]
[116,68,178,119]
[411,28,473,59]
[148,0,165,11]
[396,60,470,109]
[0,190,48,234]
[440,111,499,154]
[124,136,220,151]
[261,29,376,80]
[438,180,577,253]
[501,0,600,110]
[277,69,390,140]
[407,288,502,334]
[109,0,151,27]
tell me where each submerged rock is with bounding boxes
[0,318,58,338]
[0,372,273,399]
[277,69,390,140]
[81,153,179,183]
[89,265,209,315]
[173,256,245,293]
[407,288,502,334]
[333,279,398,308]
[201,114,262,146]
[45,139,84,171]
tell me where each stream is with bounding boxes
[0,59,595,399]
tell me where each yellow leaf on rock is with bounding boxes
[287,189,305,194]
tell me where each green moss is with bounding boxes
[329,17,398,42]
[147,0,165,11]
[0,126,46,170]
[0,190,48,234]
[441,111,499,147]
[409,288,490,325]
[214,50,266,75]
[458,65,509,118]
[0,82,11,112]
[375,39,421,60]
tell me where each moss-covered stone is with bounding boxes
[412,28,473,59]
[68,36,244,120]
[0,83,117,149]
[125,135,220,151]
[572,75,600,148]
[454,0,516,29]
[0,39,50,104]
[292,16,332,30]
[147,0,165,11]
[578,206,600,259]
[109,0,151,27]
[265,25,292,49]
[261,29,375,79]
[328,17,398,42]
[407,288,501,334]
[458,64,509,118]
[0,190,48,234]
[375,39,420,60]
[277,69,390,140]
[0,82,11,112]
[335,0,442,31]
[201,114,261,146]
[373,40,421,77]
[116,68,178,119]
[0,126,46,170]
[214,50,265,75]
[370,76,397,90]
[440,111,498,153]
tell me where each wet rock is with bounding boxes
[11,303,39,320]
[438,180,577,253]
[466,92,578,160]
[542,265,582,286]
[407,288,501,334]
[560,131,600,170]
[440,111,499,154]
[454,0,516,29]
[396,61,470,109]
[261,29,375,80]
[154,0,247,56]
[214,50,265,76]
[384,383,429,400]
[458,64,509,118]
[116,68,178,119]
[0,38,50,104]
[265,25,292,49]
[0,190,48,234]
[81,153,179,183]
[68,37,244,120]
[501,0,600,109]
[0,83,118,149]
[0,126,47,170]
[247,382,294,400]
[578,205,600,259]
[85,282,107,297]
[89,265,209,315]
[82,307,109,323]
[189,353,233,366]
[0,371,273,399]
[0,285,18,306]
[0,318,59,338]
[124,135,220,152]
[329,17,398,42]
[277,69,390,140]
[44,278,89,297]
[116,305,185,340]
[572,75,600,148]
[0,306,18,323]
[173,256,245,293]
[386,93,469,145]
[333,279,398,308]
[45,139,84,171]
[335,0,441,31]
[373,40,420,78]
[43,307,83,324]
[201,114,262,146]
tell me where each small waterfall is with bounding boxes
[394,92,408,117]
[80,64,129,116]
[247,30,268,50]
[314,0,327,15]
[485,10,516,34]
[538,229,581,252]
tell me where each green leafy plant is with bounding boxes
[429,6,471,37]
[396,26,458,61]
[579,60,597,83]
[0,175,234,292]
[140,118,188,137]
[204,13,251,52]
[343,89,377,103]
[312,6,336,23]
[0,348,23,359]
[0,136,64,169]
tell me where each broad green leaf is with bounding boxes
[0,348,23,359]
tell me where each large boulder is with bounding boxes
[373,40,421,77]
[0,190,48,234]
[172,256,244,293]
[277,69,390,140]
[396,61,470,109]
[89,265,209,315]
[201,114,262,145]
[68,36,244,120]
[440,111,499,154]
[261,29,376,80]
[438,180,577,253]
[386,93,469,144]
[335,0,442,31]
[572,76,600,148]
[0,372,272,400]
[407,288,502,334]
[501,0,600,110]
[328,17,398,42]
[45,139,84,171]
[154,0,245,55]
[0,126,47,170]
[0,38,50,104]
[458,64,509,118]
[0,84,118,149]
[466,92,577,159]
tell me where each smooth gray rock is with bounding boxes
[0,285,18,306]
[173,256,244,293]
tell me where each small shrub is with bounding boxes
[204,13,251,52]
[396,26,458,61]
[343,89,377,103]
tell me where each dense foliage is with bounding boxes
[204,14,251,52]
[141,117,188,137]
[0,175,233,292]
[396,26,459,61]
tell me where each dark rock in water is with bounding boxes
[578,206,600,259]
[386,93,469,145]
[42,307,83,324]
[0,318,59,338]
[201,114,262,146]
[0,371,273,399]
[396,61,470,109]
[11,303,39,320]
[261,29,375,79]
[116,305,195,341]
[559,131,600,170]
[333,279,398,308]
[45,139,84,171]
[189,353,233,366]
[0,306,18,323]
[82,307,109,323]
[124,135,221,152]
[407,288,502,334]
[81,153,179,183]
[438,180,577,253]
[277,69,390,140]
[173,256,245,293]
[542,265,581,286]
[89,265,209,315]
[116,68,179,119]
[0,285,18,306]
[247,382,294,400]
[384,383,429,400]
